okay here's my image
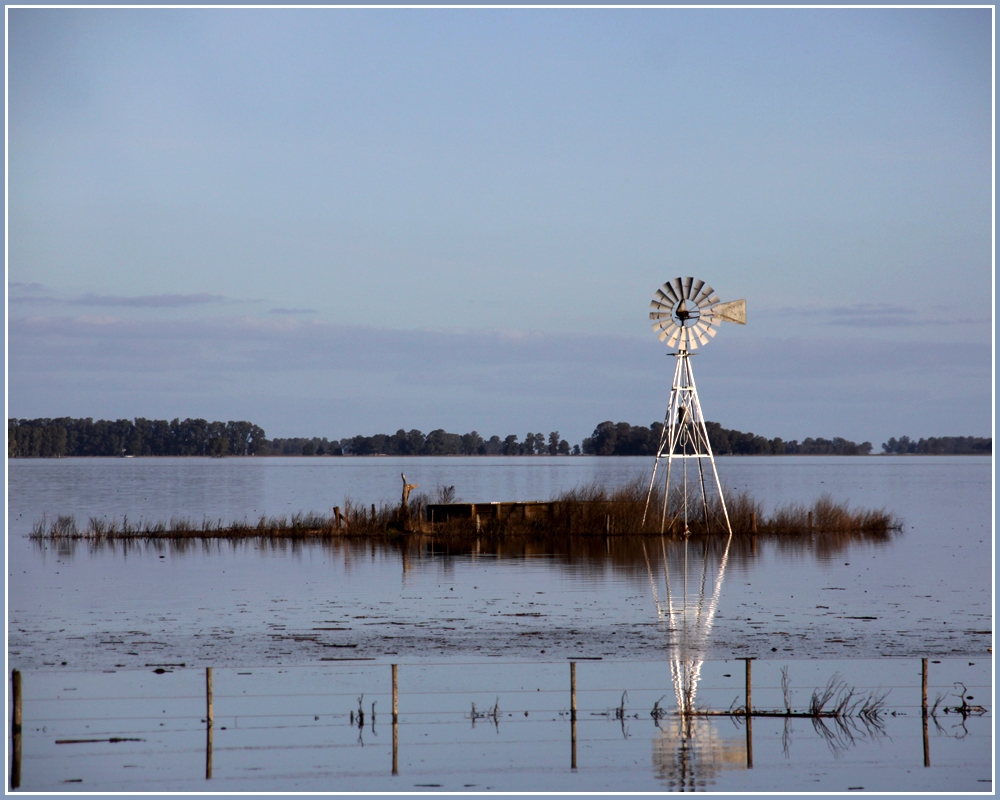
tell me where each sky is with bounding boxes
[6,7,993,447]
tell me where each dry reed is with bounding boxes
[28,479,901,542]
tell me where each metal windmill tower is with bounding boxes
[642,277,746,535]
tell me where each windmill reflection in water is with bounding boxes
[643,529,747,789]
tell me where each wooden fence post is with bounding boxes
[570,661,577,722]
[743,658,752,715]
[392,664,398,723]
[11,670,21,736]
[206,667,214,727]
[921,657,928,717]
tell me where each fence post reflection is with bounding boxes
[570,662,577,770]
[206,724,213,780]
[922,658,930,767]
[743,659,753,769]
[11,670,21,790]
[392,721,399,775]
[205,667,213,780]
[392,664,399,775]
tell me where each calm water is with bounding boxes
[5,455,994,791]
[9,658,992,792]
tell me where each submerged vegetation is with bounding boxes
[29,479,901,543]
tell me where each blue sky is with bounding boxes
[7,8,993,446]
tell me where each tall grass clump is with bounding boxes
[27,482,901,543]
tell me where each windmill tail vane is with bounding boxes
[643,277,746,535]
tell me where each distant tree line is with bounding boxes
[5,419,576,458]
[266,437,342,456]
[10,417,987,458]
[7,418,266,458]
[582,420,874,456]
[881,436,991,455]
[339,429,574,456]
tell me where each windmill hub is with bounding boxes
[674,301,697,324]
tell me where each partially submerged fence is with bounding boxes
[8,658,988,791]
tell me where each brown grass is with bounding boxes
[28,479,901,542]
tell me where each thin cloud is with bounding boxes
[269,307,319,315]
[771,302,986,328]
[73,293,226,308]
[6,316,991,443]
[9,282,56,303]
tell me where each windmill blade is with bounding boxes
[648,278,744,350]
[714,299,747,324]
[694,283,715,305]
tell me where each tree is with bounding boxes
[424,429,462,455]
[548,431,560,455]
[461,431,485,455]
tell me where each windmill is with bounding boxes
[642,277,746,535]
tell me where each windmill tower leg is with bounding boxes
[644,349,733,536]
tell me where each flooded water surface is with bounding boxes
[6,455,993,791]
